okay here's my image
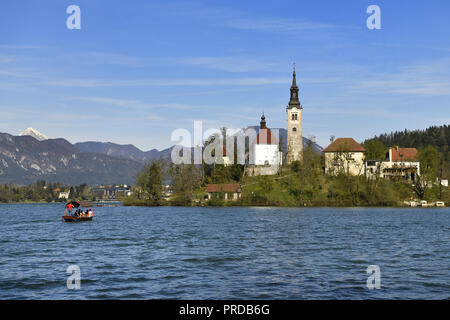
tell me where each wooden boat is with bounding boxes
[62,201,94,222]
[62,213,93,222]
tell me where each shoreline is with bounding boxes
[0,200,446,208]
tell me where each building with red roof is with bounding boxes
[323,138,366,153]
[323,138,366,176]
[247,114,283,176]
[380,146,420,182]
[205,184,242,201]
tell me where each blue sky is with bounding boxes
[0,0,449,150]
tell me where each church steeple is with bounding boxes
[260,113,266,129]
[287,63,301,109]
[286,64,303,164]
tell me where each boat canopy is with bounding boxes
[65,201,93,208]
[65,201,80,208]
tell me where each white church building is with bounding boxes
[246,114,283,176]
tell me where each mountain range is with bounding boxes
[0,132,142,185]
[74,141,174,164]
[0,127,323,185]
[74,127,323,164]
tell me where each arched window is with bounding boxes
[293,127,297,132]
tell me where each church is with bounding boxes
[246,66,303,176]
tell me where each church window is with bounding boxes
[293,127,297,132]
[291,114,298,121]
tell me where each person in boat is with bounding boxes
[67,203,73,215]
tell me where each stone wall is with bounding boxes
[245,164,279,176]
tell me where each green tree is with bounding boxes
[363,139,387,161]
[170,163,202,205]
[419,145,439,182]
[136,160,164,204]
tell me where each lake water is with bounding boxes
[0,204,448,299]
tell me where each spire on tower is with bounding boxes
[287,64,301,109]
[292,63,297,87]
[260,113,266,129]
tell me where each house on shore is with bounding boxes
[440,174,448,187]
[58,191,70,200]
[324,138,421,183]
[366,147,420,182]
[323,138,366,176]
[205,184,242,201]
[378,147,420,182]
[92,185,132,200]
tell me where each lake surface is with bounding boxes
[0,204,448,299]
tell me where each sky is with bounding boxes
[0,0,449,151]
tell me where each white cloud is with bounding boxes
[37,77,289,88]
[68,96,205,111]
[356,58,450,96]
[222,17,335,33]
[84,52,148,66]
[0,55,14,63]
[163,2,337,35]
[177,56,282,73]
[69,96,147,109]
[0,45,46,49]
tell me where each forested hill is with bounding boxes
[365,125,449,160]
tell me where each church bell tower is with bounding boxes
[286,64,303,164]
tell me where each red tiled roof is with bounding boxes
[206,184,242,193]
[390,147,418,162]
[256,128,278,145]
[323,138,366,152]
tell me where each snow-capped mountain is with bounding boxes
[19,127,48,141]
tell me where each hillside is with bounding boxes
[0,133,143,185]
[365,124,449,162]
[74,141,174,163]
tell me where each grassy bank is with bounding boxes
[124,168,449,207]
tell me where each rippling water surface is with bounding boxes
[0,204,448,299]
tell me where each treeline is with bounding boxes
[0,180,91,203]
[366,125,449,161]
